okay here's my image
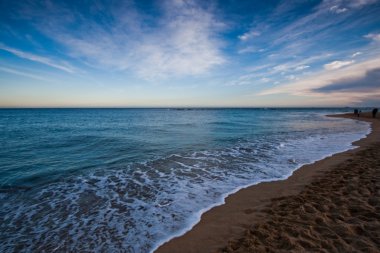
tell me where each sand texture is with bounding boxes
[221,143,380,252]
[156,112,380,253]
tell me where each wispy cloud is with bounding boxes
[238,30,260,41]
[22,0,225,80]
[270,54,333,74]
[330,5,348,14]
[236,0,379,65]
[0,66,52,82]
[351,51,362,57]
[225,73,258,86]
[295,65,310,71]
[226,53,332,87]
[134,0,225,79]
[324,60,354,70]
[0,45,77,73]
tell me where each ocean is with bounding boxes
[0,108,370,252]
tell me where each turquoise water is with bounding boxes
[0,108,370,252]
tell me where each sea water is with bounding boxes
[0,108,370,252]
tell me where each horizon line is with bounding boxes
[0,106,372,110]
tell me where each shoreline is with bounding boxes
[156,112,379,253]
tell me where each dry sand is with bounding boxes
[156,112,380,253]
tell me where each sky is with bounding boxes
[0,0,380,108]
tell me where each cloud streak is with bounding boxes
[0,45,76,73]
[324,60,354,70]
[0,66,52,82]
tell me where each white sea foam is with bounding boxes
[152,117,371,252]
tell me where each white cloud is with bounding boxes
[0,45,77,73]
[364,33,380,42]
[30,0,225,80]
[336,7,348,13]
[324,60,354,70]
[352,51,362,57]
[329,5,348,14]
[238,31,260,41]
[295,65,310,71]
[285,75,298,81]
[134,2,225,79]
[272,64,289,72]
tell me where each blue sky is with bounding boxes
[0,0,380,107]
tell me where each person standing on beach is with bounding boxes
[372,108,378,118]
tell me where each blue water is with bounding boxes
[0,108,370,252]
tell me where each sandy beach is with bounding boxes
[156,112,380,253]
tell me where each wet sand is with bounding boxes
[156,112,380,253]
